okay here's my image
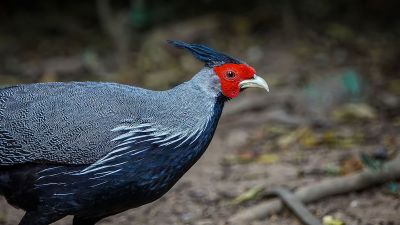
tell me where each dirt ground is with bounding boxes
[1,88,399,225]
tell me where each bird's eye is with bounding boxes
[225,71,236,79]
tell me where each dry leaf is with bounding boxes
[323,215,345,225]
[277,127,309,149]
[231,186,264,205]
[341,155,363,175]
[332,103,376,122]
[256,153,280,164]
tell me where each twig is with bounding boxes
[229,153,400,223]
[265,187,322,225]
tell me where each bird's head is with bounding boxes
[168,40,269,99]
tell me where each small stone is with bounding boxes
[350,200,359,208]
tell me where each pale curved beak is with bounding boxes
[239,75,269,92]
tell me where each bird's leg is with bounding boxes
[19,211,63,225]
[73,216,103,225]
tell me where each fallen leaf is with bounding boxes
[335,136,362,149]
[300,129,319,148]
[332,103,377,122]
[256,153,280,164]
[264,125,289,136]
[323,215,345,225]
[230,186,265,205]
[277,127,309,149]
[322,131,336,146]
[341,155,363,175]
[324,163,342,176]
[223,151,257,165]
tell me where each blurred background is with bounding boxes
[0,0,399,224]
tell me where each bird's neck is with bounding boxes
[161,67,225,130]
[182,67,223,99]
[153,67,225,174]
[163,67,225,146]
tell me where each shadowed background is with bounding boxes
[0,0,399,224]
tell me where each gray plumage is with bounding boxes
[0,68,221,165]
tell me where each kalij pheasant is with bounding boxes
[0,40,269,225]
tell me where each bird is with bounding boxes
[0,40,269,225]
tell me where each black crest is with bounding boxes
[168,40,241,67]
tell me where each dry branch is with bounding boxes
[229,153,400,224]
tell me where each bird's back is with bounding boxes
[0,82,158,165]
[0,68,222,166]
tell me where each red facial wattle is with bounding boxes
[213,63,256,98]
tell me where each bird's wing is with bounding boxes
[0,82,157,165]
